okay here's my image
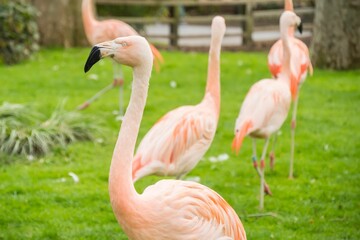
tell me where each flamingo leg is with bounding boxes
[252,138,258,170]
[289,92,300,179]
[259,138,270,210]
[77,61,125,111]
[77,83,115,110]
[269,133,278,170]
[252,139,262,178]
[252,139,272,197]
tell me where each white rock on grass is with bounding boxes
[68,172,80,183]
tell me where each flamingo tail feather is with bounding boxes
[149,44,164,72]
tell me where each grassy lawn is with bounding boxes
[0,48,359,239]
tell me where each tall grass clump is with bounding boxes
[0,101,101,158]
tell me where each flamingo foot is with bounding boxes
[77,101,90,110]
[113,78,124,87]
[264,183,272,196]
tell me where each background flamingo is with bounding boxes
[79,0,163,119]
[232,11,302,209]
[267,0,313,178]
[84,17,246,239]
[131,13,224,182]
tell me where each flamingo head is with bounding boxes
[280,11,303,35]
[84,36,153,73]
[211,16,226,42]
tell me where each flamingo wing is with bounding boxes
[268,39,283,78]
[91,20,138,44]
[268,38,313,81]
[140,180,246,239]
[294,38,313,77]
[101,20,164,71]
[133,104,217,180]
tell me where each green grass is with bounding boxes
[0,48,359,239]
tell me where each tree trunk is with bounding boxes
[311,0,360,70]
[29,0,87,47]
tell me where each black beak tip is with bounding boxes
[84,46,101,73]
[297,22,303,34]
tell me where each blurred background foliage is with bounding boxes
[0,0,39,64]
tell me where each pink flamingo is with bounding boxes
[267,0,313,177]
[232,11,302,209]
[79,0,163,118]
[84,18,246,239]
[131,15,225,182]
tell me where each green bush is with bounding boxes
[0,102,102,158]
[0,0,39,65]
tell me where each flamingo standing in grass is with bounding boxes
[79,0,163,119]
[84,17,246,239]
[232,11,302,210]
[131,15,225,182]
[267,0,313,177]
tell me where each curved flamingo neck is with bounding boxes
[285,0,294,11]
[284,0,295,36]
[82,0,98,43]
[109,64,152,224]
[205,30,223,115]
[288,27,295,37]
[279,19,297,97]
[281,24,291,70]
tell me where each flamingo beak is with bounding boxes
[84,46,101,73]
[84,41,118,72]
[297,21,303,34]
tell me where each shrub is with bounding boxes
[0,102,102,158]
[0,0,39,65]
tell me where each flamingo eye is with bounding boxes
[121,42,128,47]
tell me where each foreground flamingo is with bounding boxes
[132,14,225,182]
[232,11,302,209]
[84,18,246,239]
[79,0,163,118]
[267,0,313,177]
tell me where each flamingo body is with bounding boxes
[84,16,246,240]
[121,179,246,239]
[133,95,218,181]
[268,38,313,86]
[85,19,138,45]
[233,78,291,152]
